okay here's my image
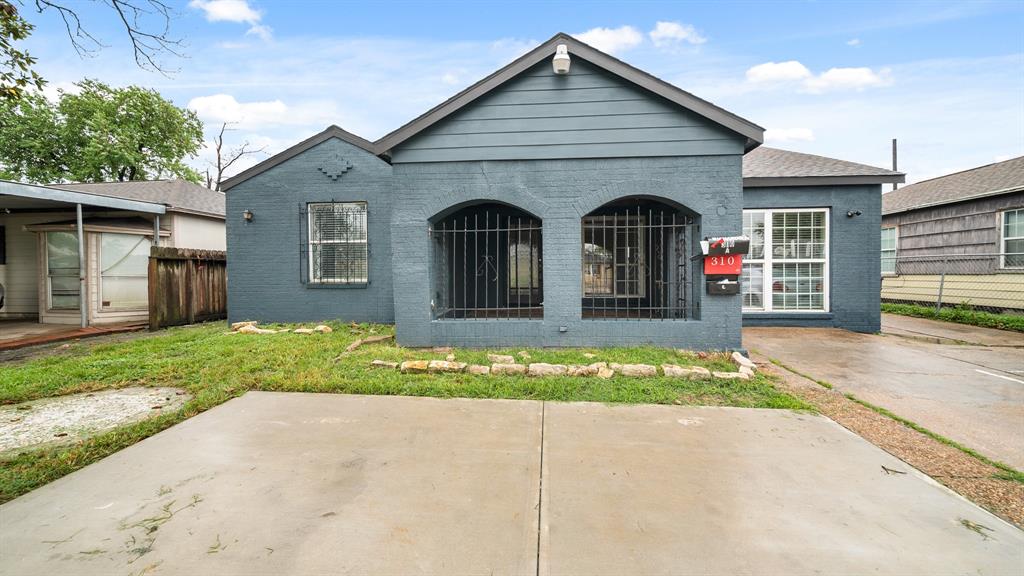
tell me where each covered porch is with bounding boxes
[0,181,167,331]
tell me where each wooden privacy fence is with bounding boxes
[149,247,227,330]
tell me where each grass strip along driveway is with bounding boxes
[0,322,807,503]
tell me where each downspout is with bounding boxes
[153,214,160,247]
[76,203,88,328]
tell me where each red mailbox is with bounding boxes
[704,253,743,275]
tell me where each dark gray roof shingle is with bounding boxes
[881,156,1024,215]
[743,147,901,180]
[52,180,225,218]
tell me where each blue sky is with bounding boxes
[19,0,1024,183]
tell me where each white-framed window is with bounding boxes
[881,226,897,275]
[741,208,829,312]
[582,214,645,297]
[307,202,368,284]
[1002,208,1024,269]
[100,233,151,309]
[46,231,80,310]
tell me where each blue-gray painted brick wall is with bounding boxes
[391,155,746,349]
[742,184,882,333]
[226,137,396,324]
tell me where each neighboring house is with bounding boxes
[0,180,225,326]
[881,156,1024,312]
[223,33,902,349]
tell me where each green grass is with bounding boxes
[843,393,1024,484]
[882,303,1024,333]
[0,322,809,502]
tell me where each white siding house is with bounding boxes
[0,180,225,327]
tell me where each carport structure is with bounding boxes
[0,180,166,329]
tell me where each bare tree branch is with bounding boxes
[206,122,267,191]
[32,0,185,75]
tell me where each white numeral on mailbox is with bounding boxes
[710,256,736,266]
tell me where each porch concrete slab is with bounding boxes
[882,313,1024,347]
[539,403,1024,576]
[0,392,543,576]
[745,327,1024,469]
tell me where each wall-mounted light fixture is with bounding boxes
[243,209,254,222]
[846,210,862,218]
[552,44,571,75]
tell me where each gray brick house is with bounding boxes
[222,34,902,349]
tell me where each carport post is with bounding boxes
[76,203,88,328]
[153,214,160,247]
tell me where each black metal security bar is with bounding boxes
[430,206,543,319]
[582,202,694,320]
[299,202,369,285]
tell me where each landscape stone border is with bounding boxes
[377,351,758,379]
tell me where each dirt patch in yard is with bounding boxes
[0,387,190,455]
[756,355,1024,528]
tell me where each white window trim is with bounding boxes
[742,208,830,314]
[44,231,82,312]
[881,225,898,277]
[307,202,369,285]
[1000,208,1024,270]
[98,233,151,311]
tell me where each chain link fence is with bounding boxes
[881,253,1024,313]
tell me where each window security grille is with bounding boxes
[581,203,695,320]
[300,202,368,285]
[430,206,542,320]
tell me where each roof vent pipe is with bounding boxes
[552,44,571,75]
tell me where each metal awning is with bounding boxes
[0,180,166,214]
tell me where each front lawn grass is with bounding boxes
[0,321,808,503]
[882,302,1024,333]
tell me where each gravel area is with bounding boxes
[0,387,190,455]
[757,355,1024,528]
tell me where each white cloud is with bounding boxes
[649,21,707,48]
[847,38,862,46]
[189,0,272,40]
[187,94,339,129]
[40,81,81,102]
[765,128,816,143]
[745,60,891,93]
[803,67,892,93]
[573,26,643,54]
[245,24,272,42]
[994,154,1016,163]
[441,72,461,85]
[745,61,812,83]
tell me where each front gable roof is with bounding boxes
[221,125,378,191]
[222,33,768,191]
[376,33,764,155]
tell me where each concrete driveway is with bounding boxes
[2,392,1020,575]
[745,315,1024,470]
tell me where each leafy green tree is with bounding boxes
[0,79,203,183]
[0,2,44,99]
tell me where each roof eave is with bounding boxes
[0,180,167,214]
[743,174,906,188]
[882,184,1024,215]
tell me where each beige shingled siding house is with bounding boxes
[881,156,1024,312]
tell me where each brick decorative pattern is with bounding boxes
[226,138,395,324]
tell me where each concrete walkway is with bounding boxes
[745,324,1024,470]
[2,392,1020,575]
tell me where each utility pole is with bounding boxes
[891,138,899,191]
